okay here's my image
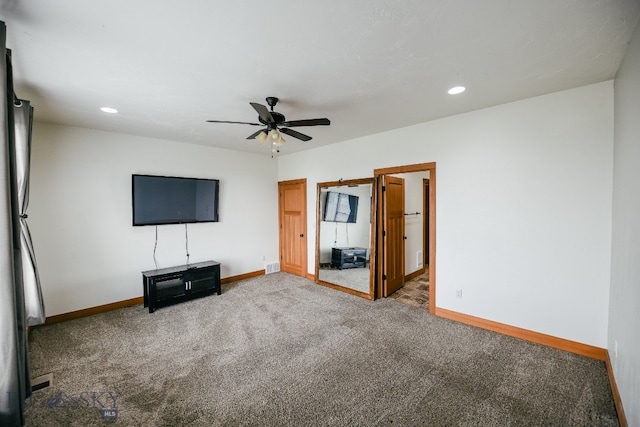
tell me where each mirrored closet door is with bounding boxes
[315,178,375,299]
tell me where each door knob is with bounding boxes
[300,234,304,237]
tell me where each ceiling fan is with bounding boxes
[206,97,330,145]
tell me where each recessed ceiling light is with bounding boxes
[448,86,466,95]
[100,107,118,114]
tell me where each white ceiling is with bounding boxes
[1,0,639,155]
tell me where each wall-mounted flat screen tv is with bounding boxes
[323,191,358,223]
[132,174,219,226]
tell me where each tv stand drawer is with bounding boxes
[142,261,221,313]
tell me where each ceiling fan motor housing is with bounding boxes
[261,97,284,128]
[259,111,285,127]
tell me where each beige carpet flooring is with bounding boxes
[25,272,618,426]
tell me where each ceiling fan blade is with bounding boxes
[280,127,312,142]
[246,129,266,140]
[206,120,261,126]
[282,118,330,127]
[250,102,275,124]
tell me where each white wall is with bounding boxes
[610,20,640,426]
[29,123,279,317]
[278,82,613,348]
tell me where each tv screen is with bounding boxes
[323,191,358,223]
[132,174,219,226]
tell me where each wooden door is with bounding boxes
[423,178,430,266]
[278,179,307,277]
[383,175,405,296]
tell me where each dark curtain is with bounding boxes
[1,20,43,427]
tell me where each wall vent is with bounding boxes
[265,262,280,274]
[31,373,54,392]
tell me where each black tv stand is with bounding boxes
[331,247,367,269]
[142,260,221,313]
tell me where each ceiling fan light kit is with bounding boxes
[255,131,268,143]
[206,96,330,154]
[269,129,281,142]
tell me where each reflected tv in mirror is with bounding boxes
[323,191,358,223]
[132,174,219,226]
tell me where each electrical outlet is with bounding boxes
[456,289,463,298]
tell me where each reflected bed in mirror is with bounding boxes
[315,178,375,299]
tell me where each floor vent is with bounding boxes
[265,262,280,274]
[31,373,54,392]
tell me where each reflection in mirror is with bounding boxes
[316,178,375,299]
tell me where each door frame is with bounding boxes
[278,178,307,278]
[374,162,436,314]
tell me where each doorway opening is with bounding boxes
[374,162,436,314]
